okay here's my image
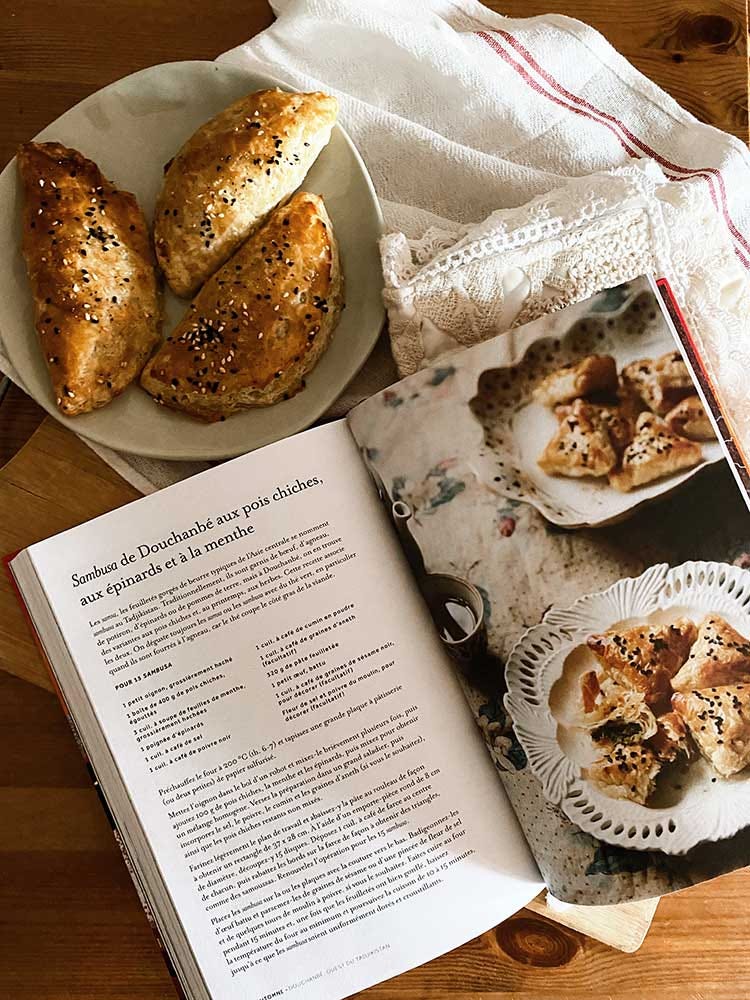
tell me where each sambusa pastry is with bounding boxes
[647,711,695,764]
[538,399,617,478]
[141,191,342,421]
[609,412,703,492]
[621,351,694,415]
[671,616,750,693]
[533,354,617,406]
[672,684,750,777]
[554,400,636,456]
[665,395,715,441]
[583,741,661,804]
[17,141,160,415]
[586,618,696,708]
[154,89,338,297]
[579,670,657,745]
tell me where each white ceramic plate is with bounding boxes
[505,560,750,855]
[0,61,384,460]
[468,280,723,528]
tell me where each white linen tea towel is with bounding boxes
[4,0,750,490]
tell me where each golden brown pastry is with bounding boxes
[533,354,617,406]
[17,141,160,415]
[555,400,636,456]
[647,711,695,764]
[538,398,617,478]
[621,351,694,415]
[583,741,661,804]
[671,616,750,693]
[579,670,657,744]
[586,618,697,708]
[609,412,703,492]
[665,395,715,441]
[141,191,342,421]
[672,684,750,776]
[154,89,338,298]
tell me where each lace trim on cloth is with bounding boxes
[380,159,750,464]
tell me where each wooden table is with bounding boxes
[1,2,748,997]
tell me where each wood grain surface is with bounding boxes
[1,1,749,997]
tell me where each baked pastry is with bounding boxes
[533,354,617,406]
[583,741,661,804]
[154,89,338,297]
[586,618,697,708]
[621,351,694,415]
[672,684,750,776]
[609,412,703,492]
[141,191,342,420]
[555,400,636,456]
[647,711,695,764]
[665,395,715,441]
[580,670,657,744]
[671,615,750,693]
[17,141,160,415]
[538,398,617,478]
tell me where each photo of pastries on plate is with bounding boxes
[577,614,750,805]
[17,87,344,421]
[535,351,715,491]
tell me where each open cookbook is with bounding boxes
[11,274,750,1000]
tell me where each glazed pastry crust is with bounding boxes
[665,395,715,441]
[533,353,617,406]
[583,741,661,804]
[554,400,636,456]
[538,398,617,478]
[141,191,343,420]
[673,684,750,776]
[154,89,338,298]
[671,616,750,693]
[621,351,694,415]
[609,412,703,492]
[17,141,160,415]
[647,710,695,764]
[586,618,697,708]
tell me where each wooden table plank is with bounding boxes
[1,0,749,997]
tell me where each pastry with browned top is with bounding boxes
[583,740,661,804]
[609,412,703,492]
[154,89,338,298]
[586,618,697,709]
[673,684,750,776]
[537,398,617,478]
[665,395,715,441]
[621,351,694,415]
[671,616,750,693]
[533,353,617,407]
[141,191,343,421]
[17,141,160,415]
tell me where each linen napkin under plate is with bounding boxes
[2,0,749,491]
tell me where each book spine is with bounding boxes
[3,554,188,1000]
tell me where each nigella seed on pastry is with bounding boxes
[154,89,338,298]
[141,192,343,421]
[17,141,160,416]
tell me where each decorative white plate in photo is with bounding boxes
[468,281,723,528]
[0,61,384,460]
[505,560,750,855]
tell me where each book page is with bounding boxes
[348,275,750,906]
[23,420,541,1000]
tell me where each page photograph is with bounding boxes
[348,275,750,906]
